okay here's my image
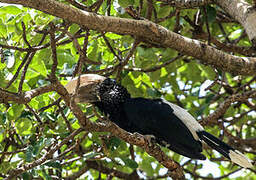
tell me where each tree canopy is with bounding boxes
[0,0,255,179]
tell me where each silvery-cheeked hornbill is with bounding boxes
[65,74,253,168]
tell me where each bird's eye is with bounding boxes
[103,78,116,88]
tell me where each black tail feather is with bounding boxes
[197,131,234,159]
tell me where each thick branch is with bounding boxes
[216,0,256,42]
[0,84,55,104]
[0,88,23,103]
[203,90,256,125]
[85,120,184,179]
[158,0,213,8]
[1,0,256,75]
[23,84,55,102]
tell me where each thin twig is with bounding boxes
[102,33,122,62]
[116,39,140,81]
[21,21,32,48]
[25,104,43,124]
[66,0,88,11]
[49,23,58,79]
[125,54,183,72]
[5,52,30,89]
[203,6,211,45]
[18,52,35,93]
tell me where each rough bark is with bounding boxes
[159,0,214,8]
[1,0,256,75]
[216,0,256,43]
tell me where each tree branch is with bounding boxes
[124,54,183,72]
[202,90,256,125]
[0,84,55,104]
[1,0,256,75]
[216,0,256,43]
[85,120,185,179]
[158,0,214,9]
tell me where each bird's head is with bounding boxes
[65,74,106,103]
[65,74,130,103]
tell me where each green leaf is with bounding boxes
[25,145,33,162]
[0,5,23,15]
[106,33,122,40]
[196,104,207,116]
[169,76,182,94]
[142,73,152,88]
[158,6,171,18]
[0,111,7,125]
[148,69,160,83]
[107,136,121,151]
[31,58,48,77]
[0,161,11,174]
[160,67,168,77]
[0,129,4,143]
[118,0,135,7]
[205,93,215,103]
[228,29,243,40]
[57,49,75,66]
[71,120,80,129]
[137,47,157,60]
[199,65,216,80]
[121,157,138,169]
[206,5,216,23]
[7,104,24,120]
[42,169,52,180]
[26,68,40,79]
[33,137,44,156]
[34,49,52,65]
[44,161,62,169]
[178,64,187,73]
[0,19,7,37]
[88,41,98,61]
[140,158,154,176]
[0,62,6,70]
[69,24,80,35]
[15,118,33,136]
[188,63,202,82]
[122,73,134,87]
[22,172,30,180]
[225,106,236,117]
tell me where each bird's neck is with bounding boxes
[94,84,131,116]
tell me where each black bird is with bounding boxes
[65,74,253,168]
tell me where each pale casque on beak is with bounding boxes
[65,74,106,103]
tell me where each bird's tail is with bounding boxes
[197,131,253,168]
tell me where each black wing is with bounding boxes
[122,98,205,160]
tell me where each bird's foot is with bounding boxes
[132,133,156,146]
[160,140,170,148]
[144,134,156,147]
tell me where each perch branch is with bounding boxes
[1,0,256,75]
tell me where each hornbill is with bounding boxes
[65,74,253,168]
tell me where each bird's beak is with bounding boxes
[65,74,106,103]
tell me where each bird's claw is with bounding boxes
[161,140,170,148]
[144,134,156,147]
[132,133,156,146]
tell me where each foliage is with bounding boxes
[0,0,255,179]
